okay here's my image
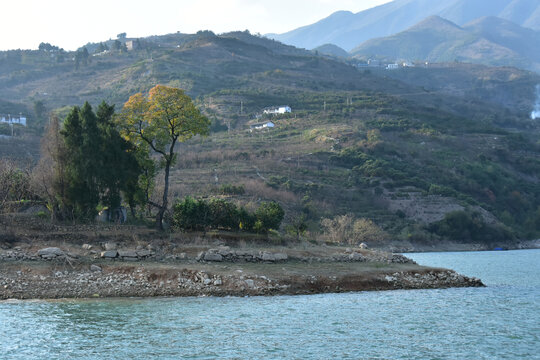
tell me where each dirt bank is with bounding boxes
[0,215,484,300]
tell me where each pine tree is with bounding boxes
[96,101,141,211]
[58,102,143,220]
[61,103,100,218]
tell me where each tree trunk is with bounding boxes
[157,159,171,230]
[129,203,136,218]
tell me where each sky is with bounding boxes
[2,0,392,51]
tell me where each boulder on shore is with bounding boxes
[90,265,102,272]
[101,250,118,259]
[37,247,65,258]
[203,253,223,262]
[118,250,138,258]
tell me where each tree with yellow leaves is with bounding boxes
[118,85,210,229]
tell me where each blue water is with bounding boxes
[1,250,539,359]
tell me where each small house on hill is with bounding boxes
[0,114,26,127]
[249,121,275,131]
[263,105,291,115]
[126,40,139,51]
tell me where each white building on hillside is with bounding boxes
[263,105,291,115]
[250,121,275,131]
[126,40,139,51]
[0,114,26,127]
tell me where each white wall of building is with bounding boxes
[0,116,26,127]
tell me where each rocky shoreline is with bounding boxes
[0,244,484,300]
[0,263,483,300]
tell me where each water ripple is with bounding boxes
[1,249,539,359]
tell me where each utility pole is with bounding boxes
[323,101,326,111]
[240,100,243,115]
[7,114,13,136]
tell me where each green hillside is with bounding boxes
[464,16,540,62]
[1,31,539,246]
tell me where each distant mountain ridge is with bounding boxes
[268,0,540,51]
[350,16,540,73]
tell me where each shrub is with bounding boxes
[286,214,308,241]
[352,218,388,244]
[428,184,457,197]
[429,210,514,243]
[0,159,33,212]
[0,230,18,245]
[320,214,354,243]
[266,176,287,189]
[255,201,285,233]
[208,198,239,230]
[237,207,255,232]
[321,214,388,245]
[218,183,245,195]
[173,196,211,231]
[173,197,281,233]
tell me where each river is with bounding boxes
[1,249,538,359]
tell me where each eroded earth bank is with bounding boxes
[0,242,483,300]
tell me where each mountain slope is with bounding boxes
[464,16,540,62]
[499,0,540,29]
[1,30,536,121]
[1,31,540,245]
[351,16,470,61]
[0,31,372,110]
[350,16,540,73]
[268,0,540,51]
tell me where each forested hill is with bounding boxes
[1,30,540,246]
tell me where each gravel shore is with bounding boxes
[0,219,485,300]
[0,258,483,300]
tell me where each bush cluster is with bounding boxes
[218,183,245,195]
[320,214,388,245]
[173,197,284,233]
[429,211,514,243]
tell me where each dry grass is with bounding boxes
[242,179,298,203]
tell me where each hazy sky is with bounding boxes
[2,0,392,51]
